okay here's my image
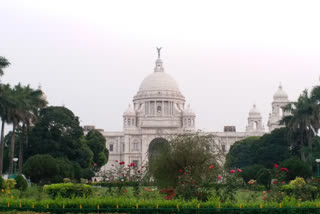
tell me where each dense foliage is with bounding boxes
[148,133,222,188]
[14,175,28,191]
[43,183,93,198]
[225,128,292,169]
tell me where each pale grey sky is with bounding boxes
[1,0,320,132]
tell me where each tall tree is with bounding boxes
[0,84,14,175]
[282,88,320,162]
[0,56,10,77]
[15,85,47,173]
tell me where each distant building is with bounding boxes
[89,49,290,170]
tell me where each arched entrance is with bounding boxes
[148,138,169,162]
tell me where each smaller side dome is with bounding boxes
[249,104,261,117]
[123,104,135,116]
[183,104,195,116]
[273,84,288,101]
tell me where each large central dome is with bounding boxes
[139,70,180,92]
[133,55,185,102]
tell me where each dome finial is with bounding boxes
[154,47,164,72]
[156,47,162,58]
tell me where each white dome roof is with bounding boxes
[133,55,185,101]
[139,72,180,92]
[273,85,288,101]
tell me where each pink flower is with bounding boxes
[263,191,266,194]
[179,170,183,173]
[237,169,242,173]
[274,163,279,168]
[262,197,265,200]
[281,168,289,173]
[230,170,235,174]
[218,175,222,180]
[115,160,118,163]
[183,173,186,175]
[209,165,214,169]
[93,163,97,167]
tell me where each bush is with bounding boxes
[241,164,264,183]
[281,157,312,182]
[4,179,16,189]
[15,175,28,191]
[256,168,271,189]
[0,176,4,189]
[23,154,59,184]
[43,183,93,198]
[289,177,306,186]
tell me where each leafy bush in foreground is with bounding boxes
[15,175,28,191]
[43,183,92,198]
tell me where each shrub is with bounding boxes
[0,176,4,189]
[23,154,59,184]
[281,157,312,182]
[241,164,265,183]
[4,179,16,189]
[256,168,271,189]
[43,183,93,198]
[15,175,28,191]
[289,177,306,186]
[63,178,71,183]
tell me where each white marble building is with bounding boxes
[85,50,290,170]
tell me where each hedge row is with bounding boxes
[1,197,320,209]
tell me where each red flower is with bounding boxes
[272,181,278,184]
[274,163,279,168]
[138,170,141,173]
[230,170,235,174]
[196,185,199,188]
[120,161,125,165]
[112,164,114,166]
[115,160,118,162]
[237,169,242,173]
[218,175,222,180]
[280,181,284,184]
[262,197,265,200]
[93,163,97,167]
[281,168,289,173]
[179,170,183,173]
[183,173,186,175]
[122,174,125,177]
[209,165,214,169]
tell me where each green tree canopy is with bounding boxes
[148,133,222,187]
[225,128,292,169]
[85,130,108,168]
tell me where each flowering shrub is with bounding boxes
[159,186,176,200]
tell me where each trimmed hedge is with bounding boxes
[0,196,319,210]
[91,181,139,188]
[43,183,93,198]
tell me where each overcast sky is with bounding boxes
[1,0,320,132]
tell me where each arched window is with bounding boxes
[132,141,140,151]
[109,144,114,152]
[128,119,131,126]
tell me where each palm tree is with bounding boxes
[282,89,319,161]
[16,85,47,173]
[0,84,14,175]
[0,56,10,77]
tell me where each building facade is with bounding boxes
[85,50,290,170]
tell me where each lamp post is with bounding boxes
[13,158,18,177]
[316,159,320,177]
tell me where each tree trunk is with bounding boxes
[18,124,25,174]
[9,120,16,175]
[0,120,5,176]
